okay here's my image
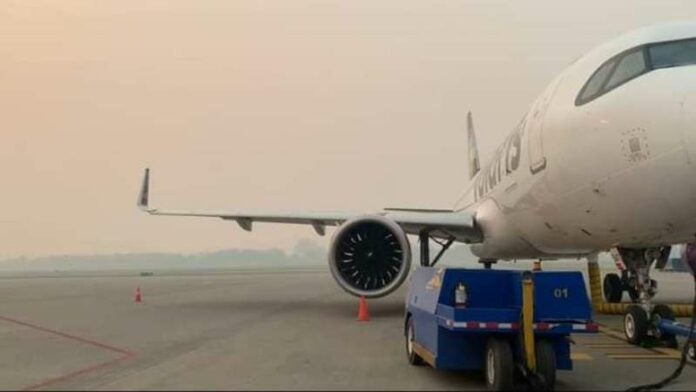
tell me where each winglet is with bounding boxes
[138,168,151,211]
[467,111,481,179]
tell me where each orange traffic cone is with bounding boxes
[533,260,542,272]
[134,286,142,303]
[357,296,370,322]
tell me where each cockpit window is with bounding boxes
[576,37,696,106]
[649,39,696,69]
[577,59,615,104]
[604,49,647,89]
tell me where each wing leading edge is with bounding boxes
[137,169,481,242]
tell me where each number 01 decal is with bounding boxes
[553,288,569,298]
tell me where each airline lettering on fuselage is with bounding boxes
[474,123,523,202]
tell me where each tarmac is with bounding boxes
[1,268,695,391]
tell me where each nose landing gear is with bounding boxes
[603,246,679,346]
[622,243,696,391]
[604,247,667,304]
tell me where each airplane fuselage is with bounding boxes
[456,23,696,260]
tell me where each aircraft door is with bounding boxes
[527,76,563,174]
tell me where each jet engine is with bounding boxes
[328,215,412,298]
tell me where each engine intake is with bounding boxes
[328,215,411,298]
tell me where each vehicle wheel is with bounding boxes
[603,273,623,303]
[688,342,696,361]
[652,304,677,348]
[405,317,423,366]
[624,305,649,345]
[535,340,556,390]
[485,338,514,391]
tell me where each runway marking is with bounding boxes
[585,343,635,349]
[593,324,690,364]
[606,354,679,360]
[0,315,134,356]
[570,352,593,360]
[653,348,682,359]
[20,356,133,391]
[598,326,626,340]
[0,315,135,391]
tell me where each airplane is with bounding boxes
[138,22,696,319]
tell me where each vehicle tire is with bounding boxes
[603,273,623,303]
[485,338,514,391]
[405,316,424,366]
[624,305,649,345]
[652,304,678,348]
[535,340,556,390]
[687,342,695,361]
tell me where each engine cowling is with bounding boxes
[328,215,411,298]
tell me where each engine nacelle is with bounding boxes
[328,215,411,298]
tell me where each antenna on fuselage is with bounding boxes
[467,111,481,179]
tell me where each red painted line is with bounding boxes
[0,315,134,356]
[21,354,134,391]
[0,315,136,390]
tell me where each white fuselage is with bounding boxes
[455,22,696,260]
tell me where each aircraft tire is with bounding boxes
[624,305,649,345]
[603,273,623,303]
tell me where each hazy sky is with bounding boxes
[1,1,694,258]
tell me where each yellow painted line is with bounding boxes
[585,320,689,363]
[576,338,619,343]
[570,352,593,361]
[653,348,682,359]
[603,350,660,356]
[607,354,677,360]
[585,343,634,349]
[598,326,626,340]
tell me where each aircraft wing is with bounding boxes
[138,169,482,242]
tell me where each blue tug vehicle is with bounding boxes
[404,267,598,391]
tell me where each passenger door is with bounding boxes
[528,76,563,174]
